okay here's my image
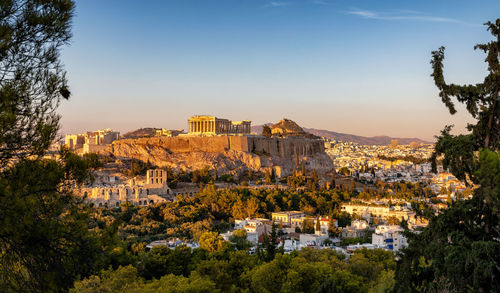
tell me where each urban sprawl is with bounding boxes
[60,115,471,257]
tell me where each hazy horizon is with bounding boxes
[58,0,500,141]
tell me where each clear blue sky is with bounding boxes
[58,0,500,141]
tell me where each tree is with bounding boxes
[302,218,315,234]
[229,229,253,250]
[311,169,318,186]
[198,232,227,253]
[262,223,282,261]
[139,245,192,279]
[264,169,272,184]
[0,151,102,291]
[0,1,110,291]
[262,125,272,138]
[330,175,336,190]
[0,0,74,167]
[395,19,500,292]
[73,265,217,293]
[72,265,144,293]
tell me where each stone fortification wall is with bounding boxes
[112,136,230,153]
[111,135,324,157]
[106,135,333,176]
[247,136,324,157]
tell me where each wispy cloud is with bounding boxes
[309,0,329,5]
[345,9,463,24]
[263,1,291,8]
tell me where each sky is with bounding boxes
[58,0,500,141]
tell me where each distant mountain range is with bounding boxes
[122,121,431,146]
[251,123,431,145]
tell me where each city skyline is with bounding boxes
[58,0,500,141]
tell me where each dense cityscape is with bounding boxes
[1,1,499,292]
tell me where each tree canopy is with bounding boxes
[395,19,500,292]
[0,1,113,291]
[0,0,74,167]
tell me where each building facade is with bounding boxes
[341,204,415,222]
[371,225,408,252]
[271,211,306,227]
[188,115,251,135]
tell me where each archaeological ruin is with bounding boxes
[188,115,251,135]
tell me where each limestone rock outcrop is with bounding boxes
[270,118,318,138]
[102,135,333,177]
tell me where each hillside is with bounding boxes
[104,136,333,176]
[252,124,430,145]
[122,128,158,139]
[269,118,318,138]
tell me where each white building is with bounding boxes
[341,219,370,238]
[234,218,272,241]
[299,233,329,247]
[371,225,408,252]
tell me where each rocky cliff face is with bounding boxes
[102,135,333,177]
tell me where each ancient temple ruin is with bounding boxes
[188,115,251,135]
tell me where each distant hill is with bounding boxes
[252,124,431,145]
[122,128,158,139]
[269,118,318,139]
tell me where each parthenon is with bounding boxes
[188,115,251,135]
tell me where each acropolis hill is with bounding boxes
[98,117,334,177]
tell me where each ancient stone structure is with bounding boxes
[188,115,251,135]
[78,168,172,207]
[146,168,167,185]
[65,128,120,153]
[65,134,85,150]
[86,128,120,145]
[155,129,183,137]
